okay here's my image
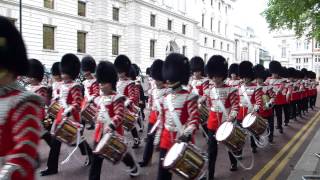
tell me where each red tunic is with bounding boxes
[148,88,169,124]
[257,83,275,118]
[265,77,287,105]
[158,89,199,150]
[0,82,43,180]
[93,93,125,143]
[55,82,83,125]
[206,84,239,131]
[189,77,209,97]
[26,85,49,119]
[81,79,100,109]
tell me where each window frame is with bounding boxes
[168,19,172,31]
[43,25,55,50]
[44,0,54,9]
[78,1,86,17]
[112,35,120,55]
[113,7,120,21]
[150,39,156,58]
[150,14,156,27]
[77,31,87,53]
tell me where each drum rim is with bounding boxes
[216,121,234,141]
[163,142,187,168]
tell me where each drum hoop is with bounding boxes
[163,142,188,169]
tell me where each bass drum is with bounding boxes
[163,142,207,180]
[216,122,246,152]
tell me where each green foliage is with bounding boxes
[263,0,320,40]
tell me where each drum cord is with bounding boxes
[61,127,83,164]
[252,128,270,148]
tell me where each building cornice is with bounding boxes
[2,0,93,23]
[199,29,235,44]
[131,0,199,24]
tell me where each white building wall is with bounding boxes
[0,0,237,71]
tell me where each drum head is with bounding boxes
[242,113,256,128]
[95,133,111,152]
[216,122,234,141]
[163,142,185,167]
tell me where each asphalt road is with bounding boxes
[38,95,320,180]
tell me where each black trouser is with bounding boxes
[310,94,317,108]
[302,97,309,112]
[297,99,303,116]
[250,136,258,149]
[141,123,155,164]
[131,127,140,140]
[274,104,289,128]
[42,131,52,147]
[207,130,218,180]
[157,149,172,180]
[290,100,298,119]
[47,137,92,171]
[265,115,274,142]
[89,152,135,180]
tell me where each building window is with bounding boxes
[213,39,216,48]
[168,19,172,31]
[204,37,207,46]
[211,0,213,6]
[220,42,223,50]
[44,0,54,9]
[315,41,320,49]
[204,53,208,62]
[210,17,213,31]
[112,35,119,55]
[227,44,230,51]
[182,24,186,35]
[202,14,204,28]
[296,58,301,63]
[77,31,86,53]
[281,47,286,58]
[225,6,228,14]
[218,2,221,10]
[304,41,309,50]
[182,46,187,56]
[113,7,119,21]
[78,1,86,17]
[225,24,227,35]
[150,14,156,27]
[304,58,308,63]
[218,21,221,33]
[150,39,156,57]
[43,25,54,50]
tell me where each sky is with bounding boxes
[231,0,278,55]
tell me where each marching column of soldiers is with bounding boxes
[0,16,319,180]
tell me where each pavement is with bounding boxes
[37,94,320,180]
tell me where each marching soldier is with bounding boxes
[280,67,291,126]
[204,55,240,179]
[265,61,286,134]
[89,61,140,180]
[50,62,63,102]
[155,53,199,180]
[41,54,93,176]
[254,64,276,143]
[226,63,241,87]
[114,55,141,148]
[0,16,43,180]
[237,61,264,153]
[25,59,52,146]
[81,56,99,130]
[139,59,168,167]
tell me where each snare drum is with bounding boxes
[216,122,246,152]
[81,103,98,124]
[199,104,209,125]
[122,112,137,131]
[53,119,79,146]
[242,113,267,136]
[47,102,61,120]
[93,133,127,164]
[163,142,207,180]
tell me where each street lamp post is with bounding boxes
[19,0,22,33]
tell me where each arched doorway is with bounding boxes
[165,40,180,55]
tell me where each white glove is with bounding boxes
[124,99,131,107]
[88,96,95,103]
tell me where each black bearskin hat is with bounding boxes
[239,61,254,79]
[301,68,308,78]
[253,64,266,80]
[265,69,271,78]
[163,53,190,85]
[287,67,296,78]
[205,55,228,79]
[280,67,288,78]
[228,63,239,77]
[132,64,141,75]
[81,55,96,73]
[60,53,80,80]
[146,67,151,76]
[128,65,138,80]
[51,62,61,76]
[190,56,205,74]
[114,54,131,74]
[269,60,282,74]
[0,16,28,76]
[27,59,45,82]
[150,59,164,81]
[96,61,118,90]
